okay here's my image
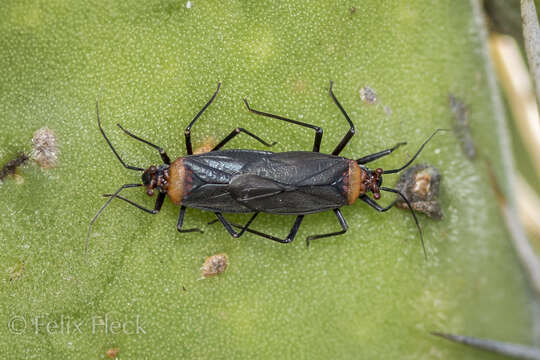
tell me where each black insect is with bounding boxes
[87,82,443,259]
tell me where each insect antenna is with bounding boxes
[381,186,427,260]
[96,101,144,172]
[85,183,143,263]
[383,129,448,174]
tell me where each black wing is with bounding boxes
[241,151,350,186]
[181,149,273,213]
[229,152,350,214]
[184,149,274,184]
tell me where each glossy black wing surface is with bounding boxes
[229,151,350,214]
[181,149,273,213]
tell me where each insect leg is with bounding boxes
[96,102,144,171]
[329,81,356,156]
[102,191,165,214]
[177,206,203,233]
[228,215,305,244]
[305,209,348,246]
[211,128,276,151]
[356,142,407,164]
[243,99,323,152]
[360,195,396,212]
[214,212,259,238]
[185,83,222,155]
[116,124,170,165]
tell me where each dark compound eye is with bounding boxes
[141,170,152,186]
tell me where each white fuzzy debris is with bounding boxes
[201,253,228,278]
[31,127,59,169]
[186,1,192,9]
[359,86,377,104]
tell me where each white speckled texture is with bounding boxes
[0,1,533,358]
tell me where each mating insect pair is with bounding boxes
[88,82,443,259]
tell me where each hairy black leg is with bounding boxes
[185,83,222,155]
[96,102,144,171]
[228,215,305,244]
[243,99,323,152]
[86,183,143,261]
[214,212,259,238]
[305,209,348,246]
[212,128,276,151]
[101,192,165,214]
[329,81,356,156]
[360,195,397,212]
[177,206,203,233]
[116,124,170,164]
[356,142,406,164]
